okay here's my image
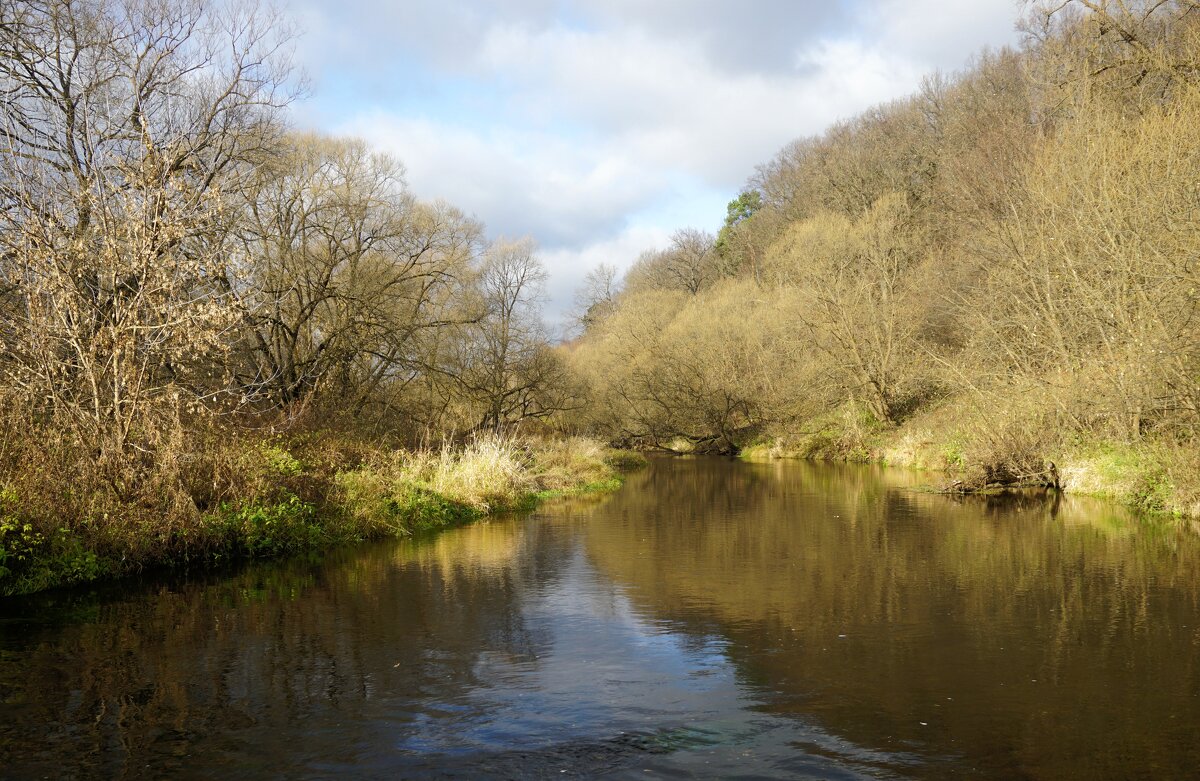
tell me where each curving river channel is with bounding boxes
[3,457,1200,779]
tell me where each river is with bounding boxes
[2,456,1199,779]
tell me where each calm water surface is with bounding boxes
[3,457,1200,779]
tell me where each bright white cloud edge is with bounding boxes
[296,0,1024,332]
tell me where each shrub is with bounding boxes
[0,490,106,596]
[205,493,325,557]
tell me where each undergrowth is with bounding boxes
[740,391,1199,519]
[0,427,641,597]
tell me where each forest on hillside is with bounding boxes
[567,0,1200,515]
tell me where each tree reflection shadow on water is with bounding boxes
[586,457,1200,779]
[2,457,1199,779]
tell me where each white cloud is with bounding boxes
[857,0,1024,71]
[474,24,928,187]
[291,0,849,76]
[336,113,663,247]
[291,0,1026,317]
[538,223,674,331]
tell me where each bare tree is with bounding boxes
[1023,0,1200,114]
[966,88,1200,439]
[571,262,620,333]
[624,228,722,295]
[765,194,925,425]
[0,0,296,458]
[448,238,574,432]
[228,134,481,414]
[568,282,803,451]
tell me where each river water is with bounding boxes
[2,457,1199,779]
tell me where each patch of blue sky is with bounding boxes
[630,176,732,237]
[309,65,493,123]
[544,1,598,35]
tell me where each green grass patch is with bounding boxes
[533,475,626,502]
[1060,442,1177,514]
[203,493,326,558]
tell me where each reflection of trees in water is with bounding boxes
[4,462,1198,778]
[0,518,569,778]
[586,457,1200,778]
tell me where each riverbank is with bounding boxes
[738,398,1200,521]
[0,434,643,597]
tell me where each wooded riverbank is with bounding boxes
[2,1,1198,597]
[735,400,1200,520]
[565,3,1200,520]
[0,434,641,597]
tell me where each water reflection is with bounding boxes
[0,523,561,779]
[586,457,1200,778]
[0,495,892,778]
[1,457,1199,778]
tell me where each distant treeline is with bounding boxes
[567,1,1200,512]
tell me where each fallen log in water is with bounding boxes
[935,461,1063,495]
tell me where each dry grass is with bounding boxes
[335,434,630,534]
[0,417,633,596]
[879,428,937,469]
[338,435,533,527]
[528,436,623,491]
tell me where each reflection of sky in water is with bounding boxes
[7,458,1195,779]
[395,538,913,778]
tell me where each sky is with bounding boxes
[286,0,1025,329]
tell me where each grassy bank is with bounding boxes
[739,398,1200,521]
[0,434,643,597]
